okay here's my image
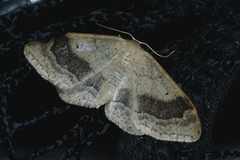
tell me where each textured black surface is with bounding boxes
[1,0,240,159]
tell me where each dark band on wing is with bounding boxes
[51,36,92,80]
[138,95,194,120]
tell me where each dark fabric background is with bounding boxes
[1,0,240,159]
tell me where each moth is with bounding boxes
[24,24,201,142]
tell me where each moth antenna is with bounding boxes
[96,23,179,58]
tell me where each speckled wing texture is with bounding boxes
[24,33,201,142]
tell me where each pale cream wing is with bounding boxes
[24,33,129,108]
[133,49,201,142]
[104,63,143,135]
[101,40,141,135]
[105,40,201,142]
